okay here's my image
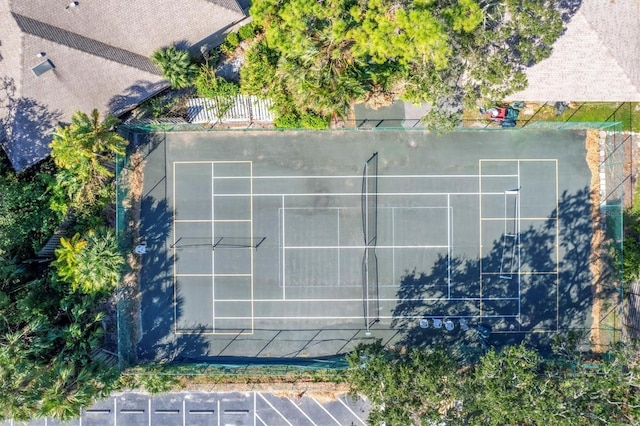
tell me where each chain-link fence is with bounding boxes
[125,356,349,378]
[115,130,134,371]
[116,116,631,367]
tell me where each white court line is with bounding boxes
[282,206,448,210]
[211,162,215,333]
[250,161,255,333]
[482,271,558,275]
[311,398,341,425]
[281,199,286,299]
[174,219,251,222]
[283,245,448,249]
[517,160,521,320]
[481,217,554,221]
[176,330,254,335]
[447,194,451,299]
[253,392,257,426]
[478,161,482,318]
[392,207,395,282]
[196,314,518,321]
[337,209,341,286]
[257,393,293,426]
[338,398,367,426]
[205,173,519,179]
[176,274,252,277]
[214,191,507,197]
[555,159,560,330]
[175,160,251,164]
[172,161,178,335]
[478,159,557,163]
[288,398,317,426]
[213,297,520,302]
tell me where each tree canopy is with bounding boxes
[347,340,640,425]
[0,112,127,421]
[244,0,564,128]
[49,109,127,217]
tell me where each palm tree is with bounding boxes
[75,228,124,294]
[53,233,87,288]
[54,229,124,294]
[50,109,127,210]
[151,46,198,89]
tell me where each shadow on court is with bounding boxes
[137,196,210,361]
[391,188,597,358]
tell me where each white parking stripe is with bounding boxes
[257,393,293,426]
[338,397,367,425]
[311,398,341,425]
[255,413,268,425]
[288,398,316,425]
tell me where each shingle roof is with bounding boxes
[0,0,246,171]
[508,0,640,101]
[12,13,161,75]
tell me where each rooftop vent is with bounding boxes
[66,1,79,9]
[32,59,55,77]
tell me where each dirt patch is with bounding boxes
[175,380,351,400]
[585,130,617,352]
[118,151,144,364]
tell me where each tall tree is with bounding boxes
[246,0,565,129]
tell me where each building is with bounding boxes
[0,0,246,171]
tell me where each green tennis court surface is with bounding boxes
[137,129,593,361]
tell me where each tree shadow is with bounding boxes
[557,0,584,23]
[0,77,62,172]
[136,195,210,362]
[391,188,596,359]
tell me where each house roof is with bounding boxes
[0,0,245,171]
[508,0,640,101]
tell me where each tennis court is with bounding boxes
[137,129,594,360]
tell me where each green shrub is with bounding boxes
[238,23,258,41]
[240,41,279,96]
[226,32,240,48]
[194,66,240,99]
[274,113,300,129]
[299,113,329,129]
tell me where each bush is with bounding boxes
[274,113,300,129]
[238,22,258,41]
[240,41,279,96]
[299,113,329,129]
[194,66,240,99]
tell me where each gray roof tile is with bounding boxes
[0,0,245,171]
[12,13,161,75]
